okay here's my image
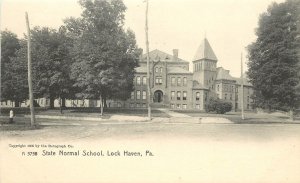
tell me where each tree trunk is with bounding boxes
[50,97,55,109]
[62,98,66,107]
[59,95,63,114]
[100,95,103,116]
[15,100,20,107]
[289,109,294,121]
[104,97,107,109]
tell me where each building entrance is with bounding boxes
[153,90,163,103]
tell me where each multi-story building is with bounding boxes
[0,38,254,111]
[123,38,254,110]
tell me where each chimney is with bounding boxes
[173,49,178,61]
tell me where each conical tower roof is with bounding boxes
[193,38,218,61]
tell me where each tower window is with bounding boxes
[183,77,187,86]
[137,91,141,100]
[177,91,181,100]
[136,76,141,85]
[171,91,175,100]
[177,77,181,86]
[196,92,200,101]
[171,77,176,86]
[142,76,147,85]
[183,91,187,100]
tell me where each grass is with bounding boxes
[174,109,300,124]
[0,107,171,118]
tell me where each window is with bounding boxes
[177,91,181,100]
[177,77,181,86]
[130,103,134,108]
[155,67,159,73]
[142,91,146,100]
[136,103,140,108]
[196,104,200,109]
[160,67,163,73]
[183,77,187,86]
[183,91,187,100]
[131,92,135,99]
[171,104,175,108]
[137,90,141,100]
[247,104,249,109]
[236,87,238,93]
[230,94,232,100]
[247,96,249,102]
[155,76,162,85]
[171,91,175,100]
[142,103,146,108]
[205,93,207,101]
[176,104,181,109]
[182,104,187,109]
[225,93,227,100]
[196,92,200,101]
[136,76,141,85]
[142,76,147,85]
[171,77,176,86]
[217,85,219,91]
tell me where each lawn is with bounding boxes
[173,109,300,124]
[0,107,170,118]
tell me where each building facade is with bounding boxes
[125,38,254,110]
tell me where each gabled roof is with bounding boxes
[233,77,252,86]
[141,49,188,63]
[216,67,253,86]
[193,38,218,61]
[216,67,235,81]
[167,67,192,74]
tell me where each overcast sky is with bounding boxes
[1,0,285,77]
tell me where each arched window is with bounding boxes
[160,67,163,73]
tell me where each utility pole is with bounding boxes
[25,12,36,126]
[241,52,245,120]
[0,29,1,116]
[145,0,151,120]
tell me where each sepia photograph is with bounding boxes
[0,0,300,182]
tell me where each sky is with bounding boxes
[0,0,285,77]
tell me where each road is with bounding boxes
[1,120,300,183]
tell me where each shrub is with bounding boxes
[205,98,232,114]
